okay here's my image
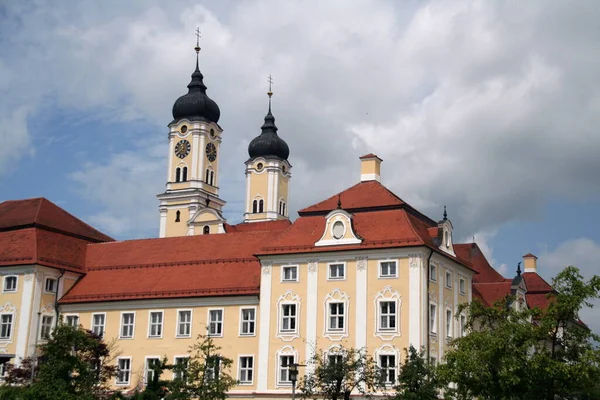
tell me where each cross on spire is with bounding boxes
[267,74,273,98]
[195,27,201,53]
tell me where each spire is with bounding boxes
[187,27,207,93]
[516,261,522,276]
[443,205,448,221]
[337,194,342,209]
[261,75,278,133]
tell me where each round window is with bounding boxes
[180,125,188,134]
[256,162,264,171]
[332,221,345,239]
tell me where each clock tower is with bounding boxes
[157,40,226,237]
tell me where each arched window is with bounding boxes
[203,226,210,235]
[282,202,286,216]
[205,169,210,183]
[175,168,181,183]
[182,167,188,182]
[210,171,215,186]
[259,199,264,213]
[175,210,181,222]
[252,200,258,213]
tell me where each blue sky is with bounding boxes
[1,0,600,328]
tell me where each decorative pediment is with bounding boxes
[188,207,226,234]
[315,209,362,247]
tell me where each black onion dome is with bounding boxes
[172,58,220,123]
[248,105,289,160]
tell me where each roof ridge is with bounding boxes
[401,210,427,245]
[88,257,259,271]
[88,229,267,246]
[298,181,363,213]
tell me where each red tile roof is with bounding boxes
[227,219,291,233]
[0,198,112,242]
[526,292,554,310]
[522,272,553,293]
[359,153,382,160]
[523,253,538,258]
[454,243,505,283]
[472,282,513,306]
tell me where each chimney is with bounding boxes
[359,154,382,182]
[523,253,538,273]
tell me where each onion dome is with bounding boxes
[172,49,220,124]
[248,91,289,160]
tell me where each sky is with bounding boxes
[1,1,600,329]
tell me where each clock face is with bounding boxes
[206,142,217,162]
[174,140,191,159]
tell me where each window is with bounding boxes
[328,302,345,331]
[460,314,467,337]
[429,304,437,334]
[116,358,131,385]
[379,355,396,385]
[177,310,192,337]
[65,315,79,327]
[445,271,453,288]
[0,314,12,339]
[378,301,397,331]
[328,263,345,280]
[208,310,223,336]
[258,199,264,213]
[203,225,210,235]
[182,166,188,182]
[380,261,397,278]
[175,210,181,222]
[444,231,449,248]
[446,309,453,338]
[120,313,135,339]
[280,304,297,332]
[279,200,287,216]
[252,200,258,213]
[3,276,17,292]
[92,313,105,337]
[239,356,254,384]
[205,169,210,183]
[282,266,298,282]
[430,264,437,282]
[40,316,53,339]
[279,355,294,385]
[145,358,161,384]
[459,278,466,294]
[173,356,189,380]
[429,356,437,365]
[328,354,343,366]
[210,170,215,186]
[148,311,163,338]
[240,308,255,336]
[175,167,181,182]
[45,278,57,293]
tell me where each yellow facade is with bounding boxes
[244,158,291,223]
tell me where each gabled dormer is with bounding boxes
[315,206,362,247]
[436,206,455,256]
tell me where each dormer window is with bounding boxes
[444,231,449,248]
[315,209,362,247]
[332,221,344,239]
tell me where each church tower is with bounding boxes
[244,82,291,222]
[157,36,227,237]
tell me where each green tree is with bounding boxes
[394,346,439,400]
[297,345,384,400]
[439,266,600,400]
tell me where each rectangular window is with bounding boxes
[173,356,189,380]
[328,354,343,366]
[445,271,453,288]
[379,301,397,331]
[429,356,437,365]
[116,358,131,385]
[328,263,345,280]
[239,356,254,384]
[3,276,17,292]
[92,314,105,337]
[148,311,163,338]
[379,261,397,278]
[459,278,466,294]
[65,315,79,327]
[279,355,294,385]
[460,314,467,337]
[0,314,12,339]
[282,266,298,282]
[429,304,437,334]
[240,308,255,336]
[145,358,160,384]
[280,304,297,332]
[120,313,135,339]
[430,264,437,282]
[380,355,396,385]
[177,310,192,337]
[328,302,345,331]
[208,310,223,336]
[40,316,53,339]
[45,278,57,293]
[446,309,453,338]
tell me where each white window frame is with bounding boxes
[40,315,54,340]
[172,355,189,380]
[459,277,466,295]
[378,260,398,278]
[279,303,298,334]
[238,355,254,385]
[44,277,57,293]
[327,302,345,332]
[379,354,397,386]
[91,313,106,337]
[120,311,136,339]
[460,314,467,337]
[63,314,79,327]
[208,309,224,337]
[147,310,164,338]
[0,313,14,340]
[445,270,453,289]
[176,309,193,338]
[327,262,346,280]
[3,276,17,293]
[239,307,256,336]
[144,356,161,385]
[281,265,299,282]
[429,303,437,335]
[116,357,132,386]
[446,309,453,338]
[430,264,437,282]
[277,354,295,386]
[377,299,398,332]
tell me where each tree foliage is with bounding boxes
[393,346,439,400]
[439,266,600,400]
[298,345,384,400]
